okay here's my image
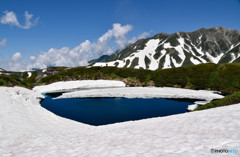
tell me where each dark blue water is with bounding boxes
[41,95,193,126]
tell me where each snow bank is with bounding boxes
[187,104,198,110]
[187,100,211,111]
[0,86,240,156]
[33,80,126,93]
[0,87,89,138]
[57,87,224,101]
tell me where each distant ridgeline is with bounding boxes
[92,26,240,70]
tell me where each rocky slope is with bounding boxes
[93,26,240,70]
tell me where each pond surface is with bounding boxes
[41,94,194,126]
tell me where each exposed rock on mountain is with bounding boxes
[93,27,240,70]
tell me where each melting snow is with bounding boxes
[206,52,224,64]
[190,57,201,65]
[0,83,239,156]
[163,54,171,69]
[33,80,126,93]
[93,39,160,70]
[187,104,198,111]
[57,86,223,101]
[162,37,187,68]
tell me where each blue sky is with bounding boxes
[0,0,240,71]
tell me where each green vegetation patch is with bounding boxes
[195,91,240,111]
[0,75,28,87]
[1,62,240,96]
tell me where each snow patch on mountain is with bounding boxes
[190,57,201,65]
[93,27,240,70]
[206,52,224,64]
[93,39,161,70]
[174,37,187,65]
[163,54,171,69]
[132,39,160,69]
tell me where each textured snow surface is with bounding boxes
[58,87,224,101]
[187,104,198,111]
[0,86,240,156]
[0,87,88,138]
[33,80,126,93]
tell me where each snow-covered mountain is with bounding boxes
[93,26,240,70]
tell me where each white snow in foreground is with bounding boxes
[0,87,88,137]
[57,87,224,101]
[27,72,32,78]
[33,80,126,93]
[187,100,211,111]
[0,86,240,157]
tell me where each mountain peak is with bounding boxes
[213,26,230,31]
[92,27,240,70]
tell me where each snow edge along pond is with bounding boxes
[1,82,240,157]
[37,80,224,111]
[33,80,126,94]
[33,80,224,111]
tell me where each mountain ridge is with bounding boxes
[92,26,240,70]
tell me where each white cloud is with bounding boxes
[26,23,134,70]
[0,10,39,29]
[30,56,36,60]
[0,38,7,47]
[1,23,150,71]
[11,52,22,61]
[128,32,150,44]
[99,23,133,48]
[138,32,150,39]
[7,52,26,71]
